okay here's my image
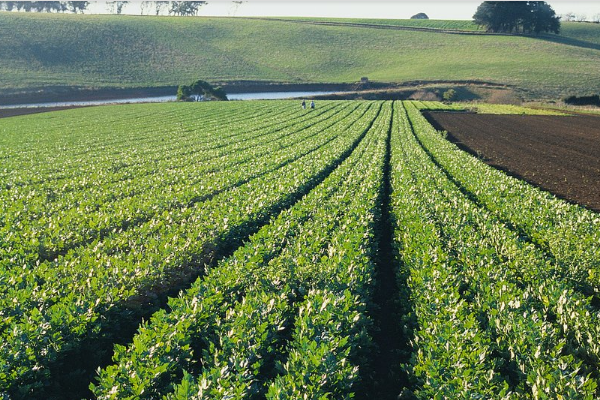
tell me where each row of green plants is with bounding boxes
[0,102,289,250]
[0,102,305,218]
[390,101,599,398]
[411,99,568,115]
[91,101,392,399]
[468,103,567,115]
[410,100,465,111]
[1,101,349,266]
[0,101,351,337]
[2,99,598,398]
[0,101,381,397]
[405,103,600,294]
[0,102,278,183]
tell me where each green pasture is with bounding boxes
[0,13,599,99]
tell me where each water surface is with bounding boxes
[0,91,341,109]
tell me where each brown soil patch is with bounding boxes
[0,106,85,119]
[424,112,600,212]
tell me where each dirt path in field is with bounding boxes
[357,107,412,400]
[424,112,600,212]
[0,106,86,119]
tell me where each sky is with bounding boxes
[201,1,600,20]
[91,1,600,21]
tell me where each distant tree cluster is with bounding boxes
[0,1,207,15]
[0,1,88,13]
[473,1,560,34]
[168,1,205,16]
[177,80,228,101]
[564,94,600,106]
[106,1,129,15]
[562,12,600,23]
[411,13,429,20]
[148,1,206,16]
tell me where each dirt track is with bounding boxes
[0,106,84,119]
[424,112,600,212]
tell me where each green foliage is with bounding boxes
[0,1,66,12]
[471,103,567,115]
[411,100,464,111]
[442,89,456,102]
[176,80,228,101]
[92,101,390,399]
[176,84,191,100]
[2,100,600,398]
[0,100,380,395]
[390,101,600,398]
[169,1,205,17]
[0,1,89,13]
[410,13,429,20]
[473,1,560,34]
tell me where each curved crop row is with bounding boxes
[0,101,282,181]
[91,101,392,400]
[0,101,381,397]
[390,101,599,398]
[405,103,600,295]
[0,102,349,266]
[0,101,330,221]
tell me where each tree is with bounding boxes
[0,1,66,12]
[154,1,169,15]
[526,1,560,33]
[106,1,128,14]
[229,1,243,16]
[65,1,89,13]
[39,1,66,12]
[140,1,152,15]
[411,13,429,20]
[473,1,560,34]
[473,2,530,33]
[443,89,456,102]
[177,80,228,101]
[176,84,192,100]
[169,1,206,16]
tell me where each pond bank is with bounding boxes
[0,81,383,106]
[0,81,522,118]
[0,91,351,112]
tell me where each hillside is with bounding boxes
[0,12,599,100]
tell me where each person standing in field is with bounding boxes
[310,100,315,109]
[301,100,306,109]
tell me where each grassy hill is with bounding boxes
[1,12,599,100]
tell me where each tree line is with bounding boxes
[0,1,208,16]
[473,1,561,34]
[0,1,89,13]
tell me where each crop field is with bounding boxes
[1,100,600,399]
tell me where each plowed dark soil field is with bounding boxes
[424,112,600,212]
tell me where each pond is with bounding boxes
[0,91,342,109]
